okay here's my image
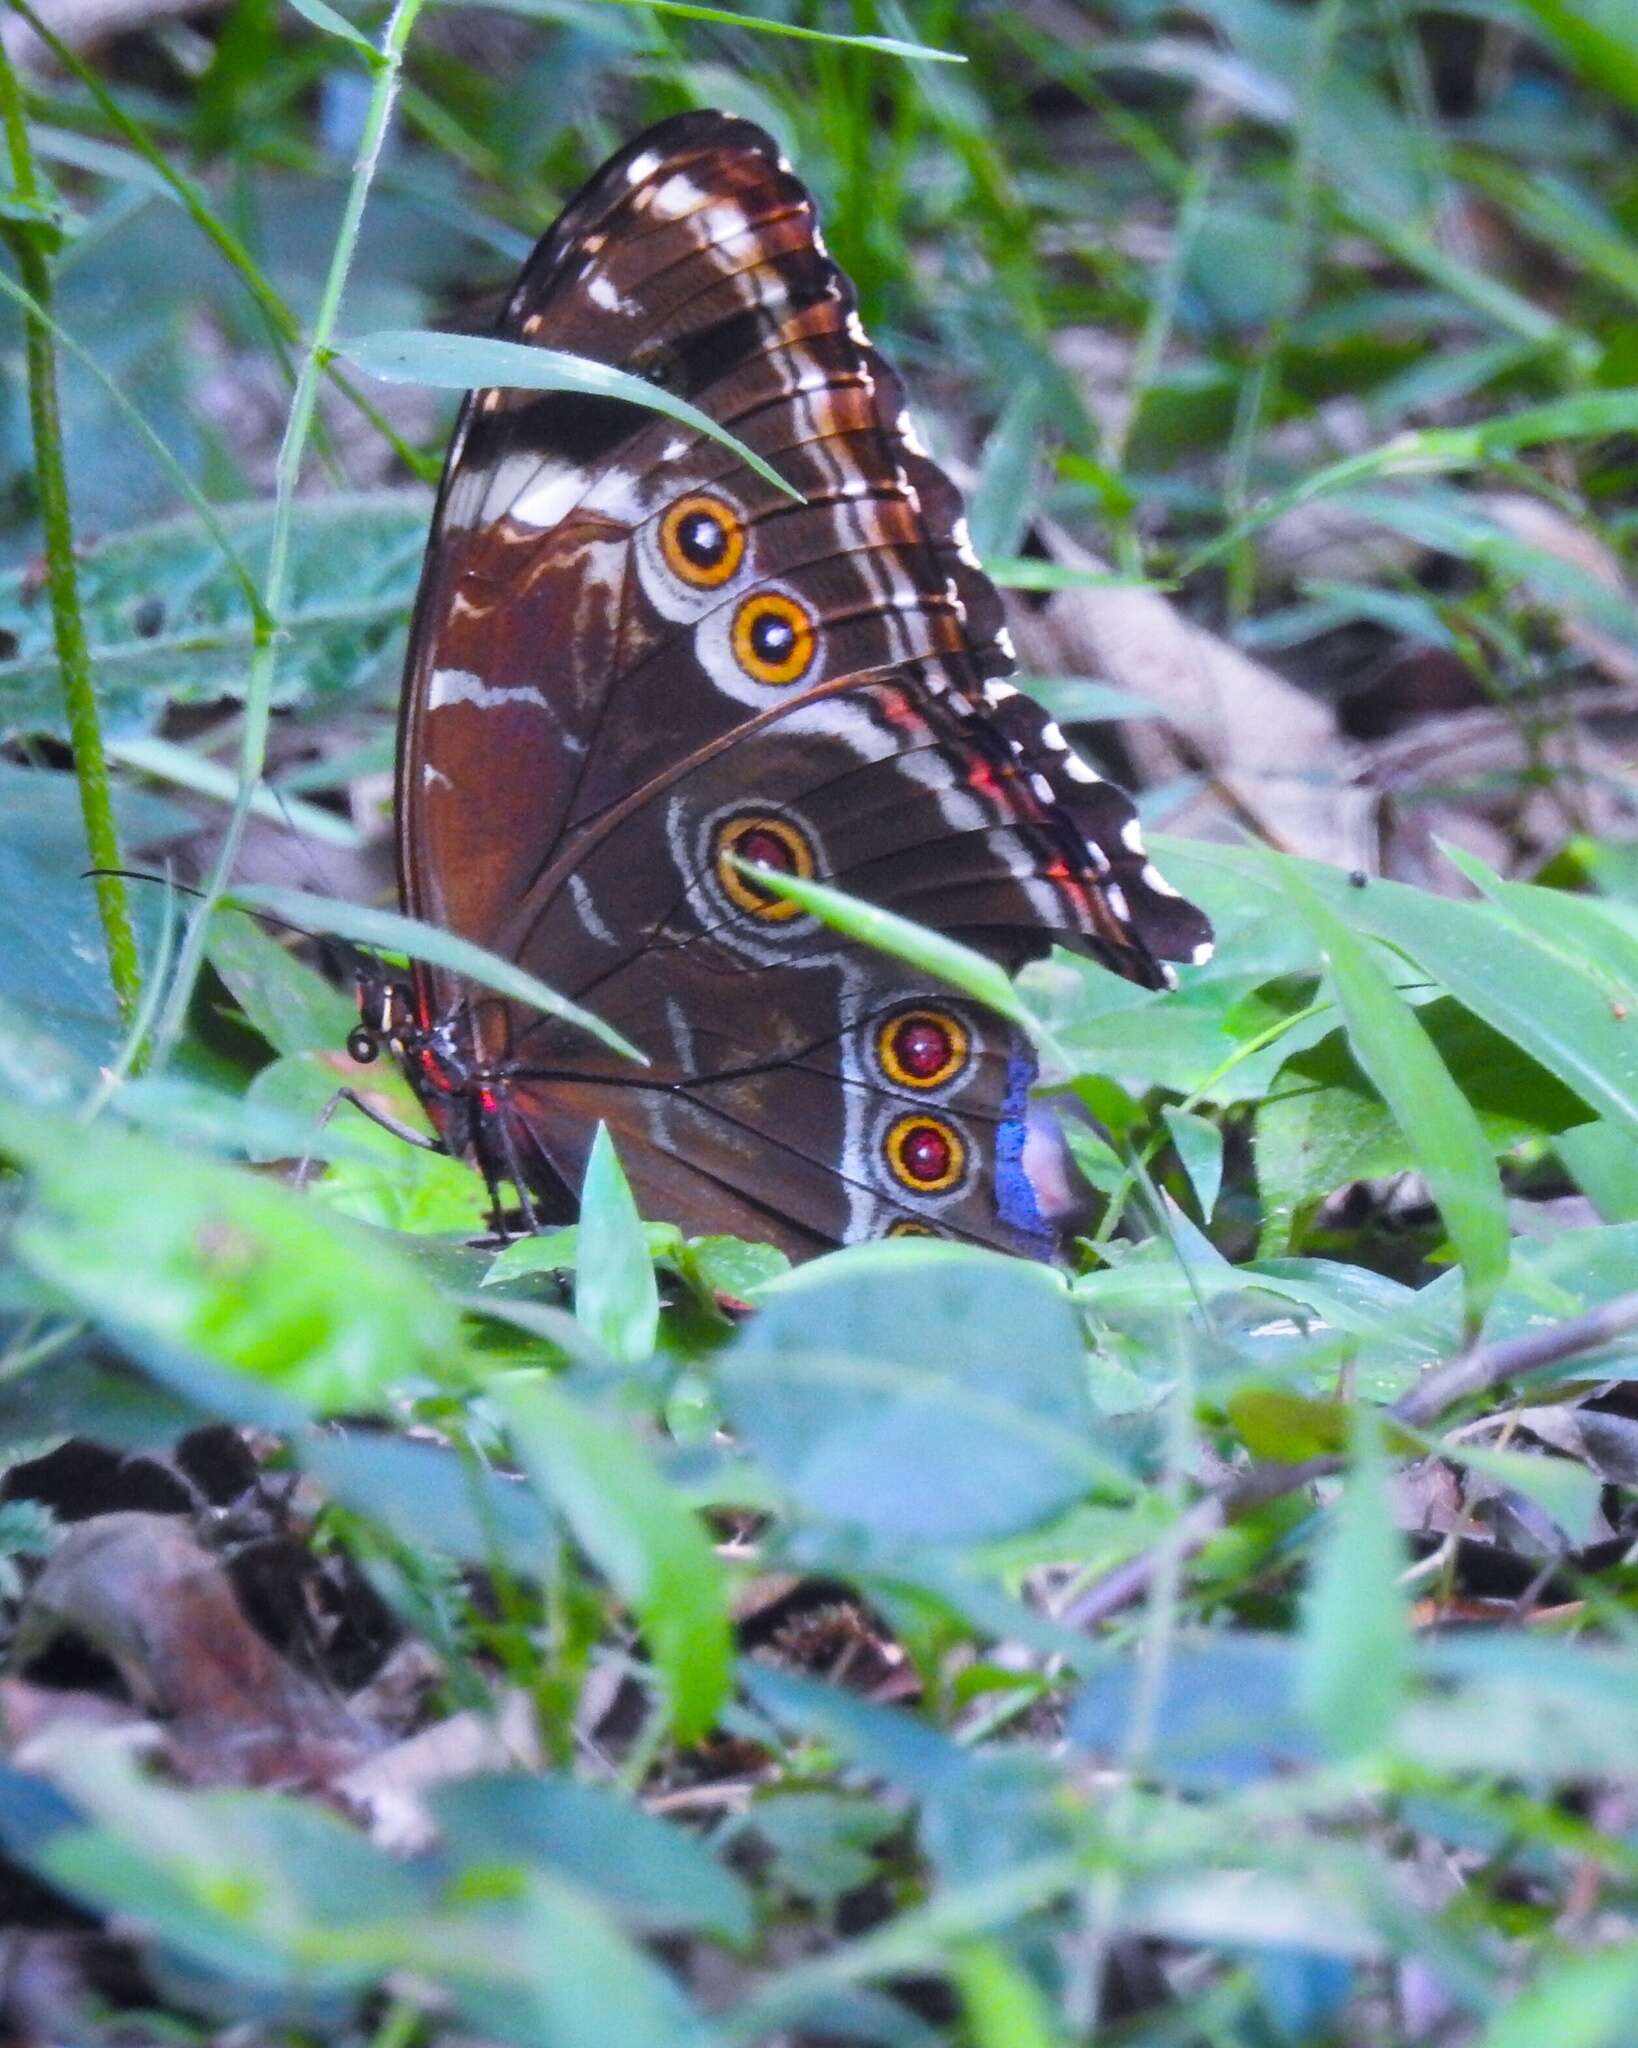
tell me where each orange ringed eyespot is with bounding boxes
[877,1007,968,1090]
[886,1218,940,1239]
[884,1113,966,1194]
[732,591,815,685]
[660,493,744,588]
[715,813,816,920]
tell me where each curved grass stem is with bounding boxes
[151,0,427,1064]
[0,39,141,1035]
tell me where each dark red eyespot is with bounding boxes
[884,1113,965,1192]
[877,1007,968,1090]
[715,812,817,920]
[738,827,795,873]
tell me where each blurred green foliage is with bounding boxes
[2,1,1638,2043]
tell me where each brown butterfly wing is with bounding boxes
[393,111,1212,1254]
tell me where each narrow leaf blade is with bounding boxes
[339,330,803,501]
[576,1125,661,1366]
[221,885,647,1066]
[1281,866,1509,1328]
[499,1379,731,1743]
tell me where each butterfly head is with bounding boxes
[346,957,420,1067]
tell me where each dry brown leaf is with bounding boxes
[1481,491,1638,689]
[12,1513,375,1790]
[337,1688,542,1852]
[1008,521,1366,864]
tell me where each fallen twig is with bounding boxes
[1063,1289,1638,1632]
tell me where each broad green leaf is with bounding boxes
[1441,843,1638,1003]
[1070,1634,1317,1790]
[0,493,426,745]
[0,765,187,1069]
[1404,1634,1638,1778]
[1480,1947,1638,2048]
[724,1793,897,1909]
[245,1050,491,1234]
[1297,1410,1407,1758]
[298,1430,551,1571]
[724,1245,1114,1541]
[742,1661,967,1796]
[1227,1389,1349,1463]
[724,858,1062,1062]
[680,1234,790,1301]
[1255,998,1591,1248]
[112,1073,383,1167]
[1357,871,1638,1149]
[576,1124,661,1366]
[1559,1120,1638,1222]
[1281,866,1509,1328]
[36,1745,429,1996]
[499,1378,730,1743]
[431,1776,753,1944]
[1162,1105,1224,1220]
[952,1942,1064,2048]
[339,330,802,501]
[494,1874,711,2048]
[1508,0,1638,115]
[486,1219,682,1284]
[1158,838,1638,1153]
[206,911,356,1058]
[220,887,646,1066]
[0,1099,462,1412]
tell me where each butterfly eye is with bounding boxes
[715,813,817,920]
[877,1008,969,1091]
[884,1113,967,1193]
[346,1026,380,1065]
[661,494,745,588]
[732,591,815,685]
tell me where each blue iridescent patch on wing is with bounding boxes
[995,1032,1055,1258]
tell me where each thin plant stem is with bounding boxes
[151,0,427,1063]
[6,0,437,487]
[0,263,266,618]
[0,38,141,1032]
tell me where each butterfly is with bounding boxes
[350,110,1212,1262]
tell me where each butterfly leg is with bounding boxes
[290,1084,446,1199]
[479,1107,549,1241]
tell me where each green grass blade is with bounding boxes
[1297,1408,1408,1757]
[466,0,963,59]
[339,329,805,502]
[219,884,649,1066]
[1280,862,1510,1330]
[576,1125,661,1367]
[499,1377,732,1745]
[723,856,1068,1067]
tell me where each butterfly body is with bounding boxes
[375,111,1211,1260]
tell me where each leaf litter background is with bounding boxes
[3,1,1638,2043]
